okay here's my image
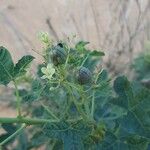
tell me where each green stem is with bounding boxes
[80,54,89,67]
[40,102,59,120]
[65,84,87,119]
[51,140,57,150]
[95,70,102,83]
[90,70,101,119]
[0,117,58,125]
[65,48,70,68]
[0,124,26,146]
[78,87,92,120]
[0,117,83,125]
[91,91,95,119]
[14,81,21,117]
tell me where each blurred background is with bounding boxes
[0,0,150,76]
[0,0,150,116]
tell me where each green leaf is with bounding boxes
[83,56,102,72]
[28,131,47,149]
[50,140,63,150]
[75,41,89,52]
[94,72,111,109]
[96,103,127,121]
[96,69,108,84]
[18,89,38,103]
[97,131,149,150]
[97,132,129,150]
[90,50,105,57]
[0,124,17,146]
[113,76,133,109]
[126,135,149,150]
[43,121,91,150]
[1,123,17,134]
[0,133,11,143]
[97,76,150,150]
[18,79,44,103]
[0,46,14,85]
[112,76,150,145]
[120,88,150,138]
[133,50,150,82]
[14,131,28,150]
[14,55,35,78]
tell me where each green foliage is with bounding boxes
[14,55,35,78]
[43,120,91,150]
[0,38,149,150]
[108,76,150,149]
[0,46,34,85]
[0,46,14,85]
[133,42,150,88]
[75,41,90,52]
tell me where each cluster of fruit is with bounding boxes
[49,43,92,85]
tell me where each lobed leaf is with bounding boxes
[0,46,14,85]
[43,121,91,150]
[14,55,35,78]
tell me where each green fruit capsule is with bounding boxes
[77,67,92,84]
[51,44,67,66]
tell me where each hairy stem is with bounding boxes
[40,102,59,120]
[65,83,87,119]
[0,117,58,125]
[0,117,83,125]
[91,91,95,119]
[80,54,89,67]
[14,81,21,117]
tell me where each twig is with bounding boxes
[46,18,59,41]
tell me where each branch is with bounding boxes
[0,117,83,125]
[0,117,58,125]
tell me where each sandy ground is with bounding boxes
[0,87,16,117]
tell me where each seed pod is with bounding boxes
[51,45,67,66]
[57,42,63,48]
[77,67,92,84]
